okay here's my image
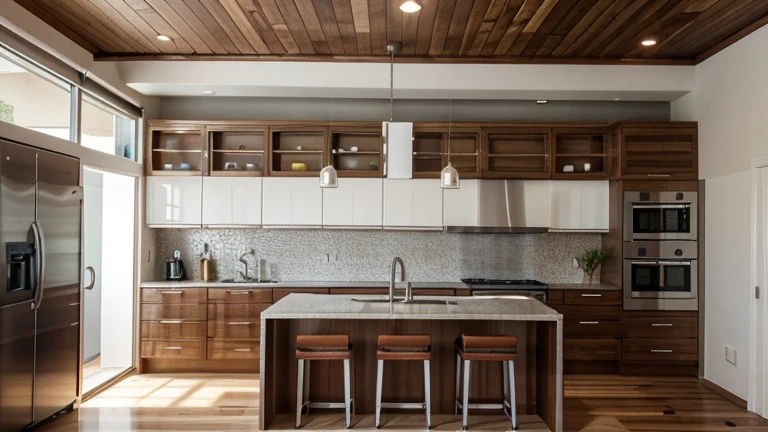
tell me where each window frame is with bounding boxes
[79,90,142,162]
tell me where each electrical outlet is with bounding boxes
[725,345,738,366]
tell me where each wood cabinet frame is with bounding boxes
[328,125,384,178]
[206,124,268,177]
[145,121,206,176]
[481,126,553,179]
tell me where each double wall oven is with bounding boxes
[623,191,698,311]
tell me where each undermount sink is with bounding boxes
[351,298,457,306]
[220,279,278,284]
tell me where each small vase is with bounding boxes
[582,264,601,285]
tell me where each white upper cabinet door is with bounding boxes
[443,180,479,227]
[384,179,443,228]
[202,178,262,226]
[522,180,553,228]
[262,178,322,227]
[146,177,202,226]
[324,178,383,227]
[550,180,609,232]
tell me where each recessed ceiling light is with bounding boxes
[641,39,657,47]
[400,1,422,13]
[156,35,171,41]
[202,90,215,95]
[536,100,548,104]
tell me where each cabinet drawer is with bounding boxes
[414,289,454,296]
[208,288,272,303]
[564,290,621,306]
[207,338,260,360]
[273,288,329,302]
[623,338,698,362]
[564,339,621,361]
[142,304,207,321]
[564,320,622,339]
[141,321,205,339]
[546,290,564,306]
[140,340,204,359]
[624,314,698,339]
[141,288,207,304]
[208,303,268,321]
[552,305,621,322]
[208,319,261,338]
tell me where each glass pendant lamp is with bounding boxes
[319,164,338,188]
[441,100,459,189]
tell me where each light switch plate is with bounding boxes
[725,345,738,366]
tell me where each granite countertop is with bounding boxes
[140,280,620,291]
[261,294,562,321]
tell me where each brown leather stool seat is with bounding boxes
[455,335,518,362]
[296,335,352,360]
[376,335,432,361]
[295,335,354,429]
[375,335,432,429]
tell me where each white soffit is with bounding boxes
[119,61,695,102]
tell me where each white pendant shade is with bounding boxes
[320,165,338,188]
[399,1,422,13]
[440,162,460,189]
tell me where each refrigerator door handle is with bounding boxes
[31,221,45,310]
[84,266,96,290]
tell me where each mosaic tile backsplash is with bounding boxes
[154,229,601,283]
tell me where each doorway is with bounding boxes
[82,167,136,395]
[751,162,768,418]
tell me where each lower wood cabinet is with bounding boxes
[621,311,699,376]
[207,338,260,360]
[623,338,698,362]
[564,339,621,360]
[140,340,205,360]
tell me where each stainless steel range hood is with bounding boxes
[445,180,552,233]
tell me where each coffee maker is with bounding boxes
[164,250,187,281]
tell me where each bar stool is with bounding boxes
[375,335,432,429]
[295,335,354,429]
[455,335,518,431]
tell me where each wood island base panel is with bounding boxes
[259,294,563,432]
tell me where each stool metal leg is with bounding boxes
[502,360,509,401]
[454,353,461,415]
[304,360,311,415]
[461,360,471,431]
[343,359,352,429]
[375,359,384,429]
[423,360,432,430]
[508,360,517,431]
[296,359,305,428]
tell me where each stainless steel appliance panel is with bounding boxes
[32,150,81,424]
[623,241,698,311]
[624,191,697,241]
[0,141,38,431]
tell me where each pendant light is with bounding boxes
[440,99,460,189]
[320,99,339,188]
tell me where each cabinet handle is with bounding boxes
[228,322,254,325]
[651,323,673,327]
[164,346,183,350]
[647,174,671,178]
[233,348,252,353]
[650,349,673,353]
[226,290,253,295]
[580,293,603,297]
[160,320,183,324]
[70,322,79,327]
[579,321,600,325]
[161,290,184,295]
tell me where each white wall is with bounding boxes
[672,24,768,401]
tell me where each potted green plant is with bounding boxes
[578,248,611,284]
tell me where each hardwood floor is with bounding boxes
[35,374,767,431]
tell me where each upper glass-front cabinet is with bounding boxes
[208,127,266,177]
[146,123,205,176]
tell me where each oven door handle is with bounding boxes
[630,261,660,266]
[658,261,692,266]
[632,204,690,209]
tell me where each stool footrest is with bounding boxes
[380,402,426,410]
[307,401,353,410]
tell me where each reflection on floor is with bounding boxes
[36,374,768,431]
[82,356,127,395]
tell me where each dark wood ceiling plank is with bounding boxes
[256,0,301,53]
[367,0,388,54]
[86,0,162,53]
[178,0,241,53]
[401,8,419,55]
[123,0,195,52]
[226,0,282,53]
[15,0,100,53]
[459,0,492,55]
[274,0,317,53]
[163,0,228,53]
[579,0,652,58]
[428,0,456,56]
[596,0,674,57]
[608,0,695,58]
[550,0,612,56]
[518,0,581,57]
[350,0,372,54]
[331,0,359,54]
[535,0,598,56]
[685,0,720,13]
[493,0,543,55]
[144,0,214,53]
[45,0,135,52]
[311,0,346,54]
[104,0,176,52]
[293,0,331,54]
[386,0,403,46]
[697,10,768,62]
[466,0,510,56]
[675,1,768,57]
[414,0,439,55]
[560,0,625,56]
[479,0,524,56]
[198,0,255,53]
[442,0,475,55]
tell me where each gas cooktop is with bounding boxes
[461,278,549,290]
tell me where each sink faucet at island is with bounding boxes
[239,249,257,282]
[389,257,413,308]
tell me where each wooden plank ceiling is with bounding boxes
[13,0,768,64]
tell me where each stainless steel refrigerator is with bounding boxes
[0,139,82,431]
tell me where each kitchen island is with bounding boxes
[259,294,563,431]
